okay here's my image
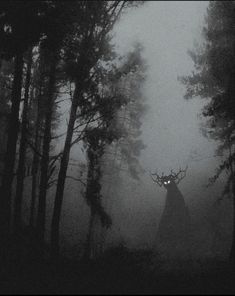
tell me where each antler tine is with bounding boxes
[149,170,163,187]
[174,165,188,184]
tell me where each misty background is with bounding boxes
[18,1,231,259]
[1,1,235,294]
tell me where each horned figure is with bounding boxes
[151,166,191,258]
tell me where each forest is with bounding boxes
[0,1,234,294]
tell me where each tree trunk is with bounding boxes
[83,157,95,261]
[29,99,41,228]
[0,52,24,250]
[14,50,32,233]
[51,82,81,259]
[37,53,57,245]
[229,156,235,269]
[230,185,235,269]
[29,54,44,229]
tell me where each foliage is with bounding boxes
[105,42,147,180]
[0,1,50,59]
[0,0,146,262]
[179,1,235,196]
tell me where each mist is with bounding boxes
[46,1,231,259]
[109,1,232,257]
[0,1,234,294]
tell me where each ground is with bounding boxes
[0,245,234,294]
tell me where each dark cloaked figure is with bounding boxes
[151,167,191,258]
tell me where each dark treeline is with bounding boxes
[0,0,146,268]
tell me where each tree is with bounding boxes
[81,62,130,260]
[0,60,12,173]
[36,48,58,245]
[36,1,80,246]
[14,48,33,234]
[110,43,147,180]
[50,1,136,258]
[0,1,50,258]
[179,1,235,266]
[0,0,144,263]
[84,42,147,258]
[28,48,45,229]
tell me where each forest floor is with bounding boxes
[0,244,234,295]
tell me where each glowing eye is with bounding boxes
[168,180,170,184]
[164,182,167,185]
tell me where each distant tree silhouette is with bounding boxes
[0,1,50,261]
[180,1,235,266]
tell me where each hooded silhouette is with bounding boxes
[151,167,191,258]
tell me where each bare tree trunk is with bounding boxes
[29,56,44,229]
[229,145,235,268]
[0,52,24,254]
[51,83,80,259]
[37,53,57,245]
[14,50,32,233]
[29,102,41,228]
[230,185,235,269]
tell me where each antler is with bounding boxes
[149,170,164,187]
[150,166,188,187]
[171,165,188,184]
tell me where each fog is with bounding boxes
[1,1,235,294]
[108,1,232,256]
[35,1,232,259]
